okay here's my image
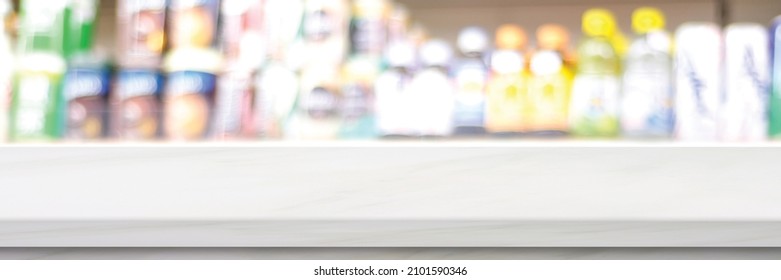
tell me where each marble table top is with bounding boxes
[0,142,779,246]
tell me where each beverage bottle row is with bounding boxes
[2,1,781,142]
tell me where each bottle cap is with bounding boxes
[385,40,415,68]
[495,24,527,50]
[490,50,524,74]
[582,9,617,37]
[632,7,665,34]
[420,39,453,67]
[457,26,489,55]
[537,24,570,51]
[530,50,563,76]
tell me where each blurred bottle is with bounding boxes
[9,0,69,141]
[63,61,111,140]
[112,69,164,140]
[406,22,428,71]
[220,0,265,70]
[301,0,349,68]
[386,3,409,45]
[264,0,304,64]
[168,0,220,51]
[409,39,454,137]
[290,64,342,140]
[63,0,111,141]
[214,70,255,139]
[0,0,12,142]
[64,0,98,61]
[350,0,390,59]
[485,24,527,135]
[453,27,489,135]
[114,0,166,140]
[721,23,770,142]
[213,0,266,140]
[527,24,573,135]
[375,40,415,137]
[569,9,621,138]
[771,16,781,139]
[254,60,299,138]
[611,28,630,59]
[674,23,722,141]
[117,0,167,69]
[340,56,379,139]
[164,0,224,141]
[620,7,674,138]
[164,67,221,141]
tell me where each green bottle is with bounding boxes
[64,0,98,61]
[770,16,781,139]
[569,9,622,138]
[9,0,69,141]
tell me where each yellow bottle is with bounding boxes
[526,24,573,135]
[486,24,528,134]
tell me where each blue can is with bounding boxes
[64,65,112,139]
[114,69,164,140]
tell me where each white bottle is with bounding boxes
[291,64,342,140]
[301,0,349,69]
[721,23,770,142]
[409,39,454,137]
[264,0,304,62]
[621,8,674,138]
[375,40,415,136]
[453,27,489,134]
[254,61,300,139]
[674,23,722,142]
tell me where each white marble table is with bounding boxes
[1,142,779,247]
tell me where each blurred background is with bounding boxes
[0,0,780,143]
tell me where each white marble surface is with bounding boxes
[4,248,781,260]
[0,143,780,246]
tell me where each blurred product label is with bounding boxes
[118,0,167,68]
[350,0,389,57]
[527,51,571,134]
[486,50,526,134]
[304,86,339,120]
[64,66,110,140]
[214,70,255,139]
[114,69,164,140]
[304,9,334,42]
[165,70,216,140]
[169,0,220,50]
[19,0,69,55]
[675,23,722,141]
[64,0,98,59]
[569,75,620,137]
[722,24,770,142]
[10,70,65,141]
